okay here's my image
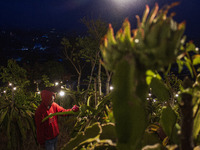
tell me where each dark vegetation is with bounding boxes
[1,2,200,150]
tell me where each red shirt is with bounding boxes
[35,90,71,145]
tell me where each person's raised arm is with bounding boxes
[54,103,79,115]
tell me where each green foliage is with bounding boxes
[146,70,162,85]
[176,40,200,146]
[77,36,99,63]
[1,2,200,150]
[0,98,37,149]
[42,111,79,123]
[193,55,200,66]
[159,106,177,138]
[62,122,117,150]
[101,3,185,72]
[146,99,163,124]
[0,59,38,149]
[41,74,54,87]
[53,93,114,149]
[72,94,113,135]
[112,59,146,149]
[100,123,117,142]
[61,37,88,90]
[62,122,101,150]
[177,41,199,78]
[0,59,30,88]
[194,105,200,139]
[100,2,185,150]
[142,144,162,150]
[150,78,170,102]
[61,37,88,64]
[192,75,200,140]
[78,17,110,95]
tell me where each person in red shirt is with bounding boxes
[35,90,79,150]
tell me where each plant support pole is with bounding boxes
[180,77,194,150]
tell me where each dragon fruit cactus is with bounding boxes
[100,2,185,149]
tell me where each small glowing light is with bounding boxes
[147,98,149,100]
[9,83,12,86]
[175,94,179,97]
[148,93,152,97]
[3,90,6,93]
[180,39,185,44]
[134,39,139,43]
[60,81,63,84]
[153,99,156,102]
[55,82,59,86]
[13,87,17,91]
[61,86,64,89]
[110,86,114,90]
[37,91,41,94]
[195,47,199,51]
[59,91,65,97]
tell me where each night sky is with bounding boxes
[0,0,200,39]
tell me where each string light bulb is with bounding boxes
[59,91,65,97]
[110,86,114,90]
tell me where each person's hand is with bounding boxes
[72,105,79,112]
